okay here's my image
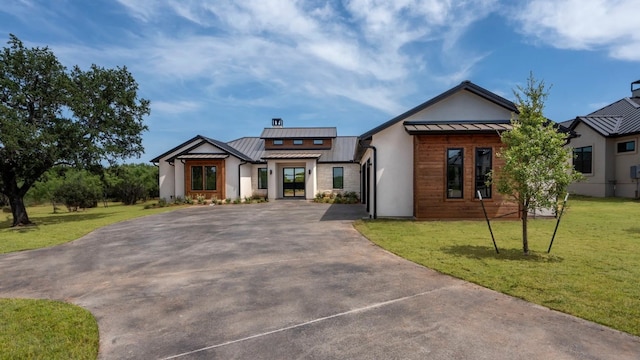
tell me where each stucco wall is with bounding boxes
[365,90,514,218]
[250,164,269,198]
[316,163,360,197]
[158,161,175,201]
[610,135,640,198]
[567,123,611,197]
[370,121,414,217]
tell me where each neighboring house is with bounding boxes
[359,80,520,219]
[152,80,524,219]
[150,120,360,202]
[564,80,640,198]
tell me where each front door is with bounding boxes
[283,167,305,197]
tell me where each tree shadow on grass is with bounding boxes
[623,227,640,236]
[1,212,111,232]
[442,245,564,263]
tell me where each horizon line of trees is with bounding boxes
[0,163,159,212]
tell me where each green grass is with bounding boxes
[0,201,186,359]
[0,298,99,360]
[1,201,186,254]
[354,196,640,336]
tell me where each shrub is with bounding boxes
[196,194,206,205]
[225,198,231,204]
[53,174,102,212]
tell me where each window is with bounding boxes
[617,140,635,153]
[191,165,217,190]
[204,166,217,190]
[573,146,592,174]
[191,166,203,191]
[293,139,303,145]
[333,167,344,189]
[447,148,463,199]
[475,148,492,198]
[313,139,324,145]
[258,168,268,189]
[273,139,283,145]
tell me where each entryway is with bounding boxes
[283,167,305,197]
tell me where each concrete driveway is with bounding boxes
[1,201,639,359]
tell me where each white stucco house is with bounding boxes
[152,80,529,219]
[358,80,520,219]
[150,120,360,202]
[564,80,640,198]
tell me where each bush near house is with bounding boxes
[314,191,359,204]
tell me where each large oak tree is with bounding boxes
[0,34,150,226]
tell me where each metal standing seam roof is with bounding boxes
[175,154,229,160]
[226,136,358,163]
[569,97,640,137]
[360,80,518,140]
[260,127,337,139]
[261,153,322,159]
[404,121,512,134]
[150,135,253,163]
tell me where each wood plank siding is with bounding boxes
[413,134,520,219]
[184,159,226,200]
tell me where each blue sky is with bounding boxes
[2,0,639,162]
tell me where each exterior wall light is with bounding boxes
[269,169,273,175]
[308,169,312,175]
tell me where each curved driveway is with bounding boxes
[1,201,639,359]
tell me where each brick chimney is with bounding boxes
[632,80,640,98]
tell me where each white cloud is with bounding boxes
[514,0,640,61]
[66,0,502,115]
[152,100,201,114]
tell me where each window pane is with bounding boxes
[293,139,303,145]
[573,146,592,174]
[314,139,324,145]
[273,139,283,145]
[258,168,268,189]
[333,167,344,189]
[617,141,635,153]
[205,166,216,190]
[447,149,463,198]
[191,166,203,190]
[475,148,492,198]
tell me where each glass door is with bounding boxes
[283,167,305,197]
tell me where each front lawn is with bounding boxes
[0,201,186,254]
[354,196,640,336]
[0,299,98,360]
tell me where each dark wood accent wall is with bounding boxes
[413,134,520,219]
[184,160,225,200]
[264,138,332,150]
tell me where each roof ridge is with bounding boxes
[624,97,640,109]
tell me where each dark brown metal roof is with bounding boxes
[361,80,517,139]
[260,127,337,139]
[175,154,229,160]
[261,153,322,159]
[404,121,512,135]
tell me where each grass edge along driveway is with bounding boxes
[0,202,186,360]
[354,196,640,337]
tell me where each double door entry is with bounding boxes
[283,167,305,197]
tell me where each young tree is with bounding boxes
[492,73,582,255]
[0,34,150,226]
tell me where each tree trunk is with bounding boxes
[9,193,32,227]
[522,208,529,255]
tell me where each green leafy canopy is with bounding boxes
[490,73,583,254]
[0,34,150,226]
